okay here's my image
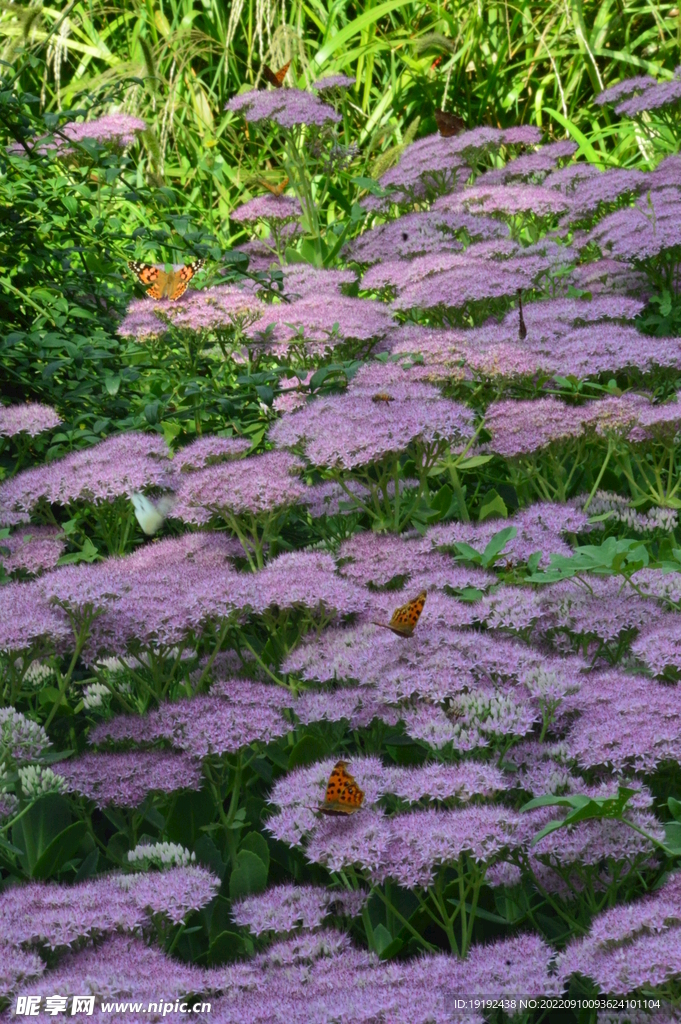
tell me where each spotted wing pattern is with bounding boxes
[128,260,205,301]
[372,590,427,638]
[318,760,365,816]
[435,109,465,137]
[262,61,291,88]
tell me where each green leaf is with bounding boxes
[229,849,268,900]
[288,734,330,768]
[32,821,87,880]
[104,375,121,396]
[542,106,604,165]
[207,930,246,965]
[478,490,508,522]
[194,834,226,880]
[372,922,395,955]
[456,455,493,470]
[313,0,414,67]
[481,526,517,565]
[12,794,72,875]
[166,789,216,848]
[664,822,681,856]
[669,797,681,822]
[239,831,270,873]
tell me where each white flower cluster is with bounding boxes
[127,841,196,870]
[18,765,66,798]
[23,660,55,686]
[82,683,111,710]
[0,707,50,768]
[588,490,678,533]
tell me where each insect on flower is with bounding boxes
[258,177,289,196]
[372,590,427,638]
[131,493,176,536]
[262,62,291,89]
[128,260,205,302]
[371,392,395,404]
[435,109,465,137]
[318,760,365,816]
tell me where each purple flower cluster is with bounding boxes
[597,69,681,116]
[231,194,302,223]
[0,866,219,949]
[1,525,66,574]
[90,678,292,757]
[270,370,473,470]
[118,286,265,338]
[53,750,203,808]
[558,872,681,995]
[208,928,557,1023]
[245,293,395,357]
[231,884,367,936]
[173,450,305,523]
[0,403,61,437]
[226,89,340,128]
[0,433,172,522]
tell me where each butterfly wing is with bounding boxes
[435,110,465,137]
[168,260,205,301]
[258,176,289,196]
[128,261,167,300]
[319,760,364,816]
[262,61,291,88]
[131,493,166,536]
[376,590,427,637]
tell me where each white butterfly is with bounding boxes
[131,493,176,536]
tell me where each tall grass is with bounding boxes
[2,0,679,234]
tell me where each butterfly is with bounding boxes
[258,176,289,196]
[318,760,365,816]
[371,392,395,404]
[128,260,205,301]
[517,288,527,341]
[371,590,427,638]
[435,109,465,137]
[262,61,291,88]
[131,493,176,536]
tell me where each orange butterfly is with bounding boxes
[128,260,205,302]
[372,590,427,638]
[262,61,291,88]
[258,176,289,196]
[371,392,395,404]
[517,288,527,341]
[435,109,465,138]
[318,760,365,816]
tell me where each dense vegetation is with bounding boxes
[2,2,681,1022]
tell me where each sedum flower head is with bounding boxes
[0,403,61,437]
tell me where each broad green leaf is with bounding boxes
[229,850,268,900]
[32,821,87,880]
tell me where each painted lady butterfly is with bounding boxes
[128,260,205,301]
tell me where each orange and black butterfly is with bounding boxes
[262,61,291,88]
[318,760,365,816]
[517,288,527,341]
[128,260,205,302]
[372,590,427,638]
[258,176,289,196]
[371,392,395,404]
[435,109,465,138]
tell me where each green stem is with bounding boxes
[584,439,614,511]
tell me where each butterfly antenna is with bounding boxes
[517,289,527,341]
